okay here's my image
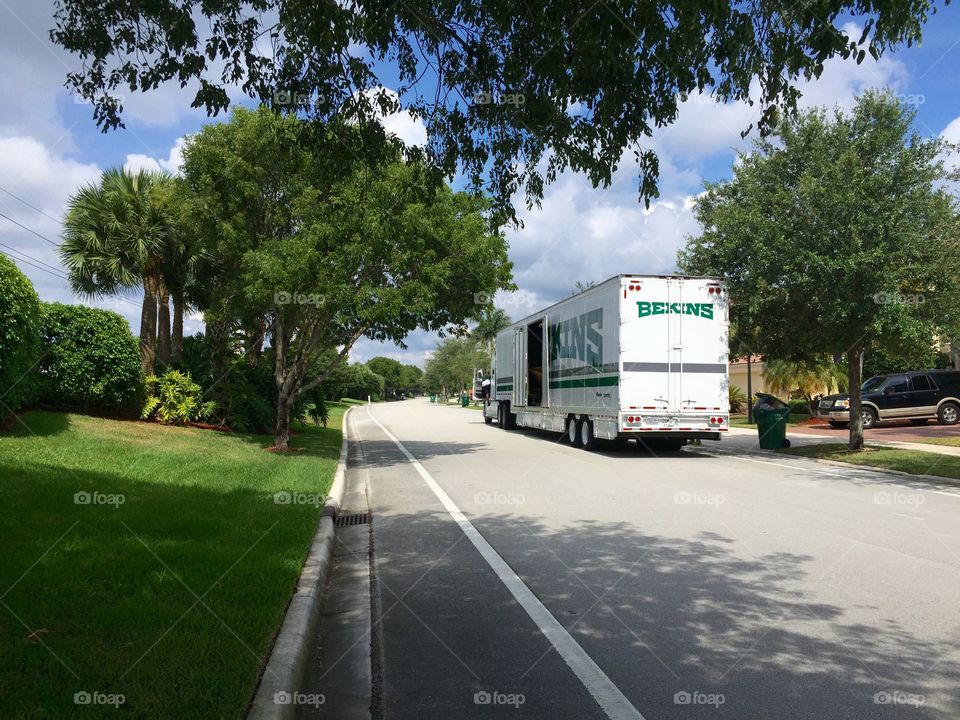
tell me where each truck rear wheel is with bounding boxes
[566,416,578,444]
[578,417,598,451]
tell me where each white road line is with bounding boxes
[365,408,646,720]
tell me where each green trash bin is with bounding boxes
[429,394,436,403]
[460,394,470,407]
[754,405,791,449]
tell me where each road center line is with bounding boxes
[365,408,647,720]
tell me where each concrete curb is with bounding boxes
[246,406,353,720]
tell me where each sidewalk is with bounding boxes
[726,425,960,457]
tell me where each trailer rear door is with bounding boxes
[620,276,728,415]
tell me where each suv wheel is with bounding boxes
[938,402,960,426]
[861,407,878,430]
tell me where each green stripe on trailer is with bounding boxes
[548,375,619,389]
[496,384,513,392]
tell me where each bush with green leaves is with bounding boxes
[0,255,42,419]
[142,369,216,425]
[728,385,747,414]
[37,302,144,414]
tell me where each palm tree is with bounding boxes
[61,168,173,376]
[471,306,510,357]
[764,357,846,414]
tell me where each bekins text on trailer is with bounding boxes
[481,274,730,451]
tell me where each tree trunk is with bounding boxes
[157,281,171,366]
[140,272,159,377]
[171,289,184,363]
[847,347,864,452]
[273,396,293,451]
[246,319,265,365]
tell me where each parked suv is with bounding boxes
[818,370,960,429]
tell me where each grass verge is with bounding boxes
[729,413,808,428]
[0,405,346,719]
[781,443,960,482]
[914,436,960,448]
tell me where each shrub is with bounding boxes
[788,398,812,415]
[220,359,275,433]
[142,370,216,425]
[305,390,329,428]
[728,385,747,414]
[0,255,42,419]
[37,302,144,414]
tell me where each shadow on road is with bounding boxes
[371,506,960,719]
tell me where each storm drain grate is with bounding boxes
[335,512,370,528]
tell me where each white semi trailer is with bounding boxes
[483,274,730,450]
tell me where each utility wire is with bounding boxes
[0,185,62,226]
[0,212,142,310]
[0,210,61,248]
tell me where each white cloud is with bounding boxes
[124,136,188,175]
[360,87,428,147]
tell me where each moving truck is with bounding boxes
[482,274,730,450]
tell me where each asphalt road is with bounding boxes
[350,400,960,720]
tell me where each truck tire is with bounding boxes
[484,413,493,425]
[565,416,578,444]
[938,402,960,425]
[578,416,598,450]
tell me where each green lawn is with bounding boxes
[729,413,809,428]
[0,405,346,719]
[781,443,960,481]
[914,436,960,448]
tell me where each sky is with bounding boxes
[2,1,960,368]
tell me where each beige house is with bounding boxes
[729,355,769,397]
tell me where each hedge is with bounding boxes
[0,255,42,419]
[37,302,144,414]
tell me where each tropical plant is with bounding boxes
[61,167,174,376]
[471,306,510,357]
[142,369,216,425]
[0,255,41,419]
[728,385,747,414]
[37,303,144,414]
[764,358,846,416]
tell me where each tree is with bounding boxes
[367,357,406,398]
[181,108,513,449]
[423,337,490,397]
[679,91,960,450]
[400,364,424,395]
[51,0,942,214]
[61,168,175,376]
[471,306,510,357]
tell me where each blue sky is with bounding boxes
[2,1,960,366]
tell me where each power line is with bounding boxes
[0,248,70,281]
[0,241,67,277]
[0,210,61,248]
[0,185,62,226]
[0,202,145,311]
